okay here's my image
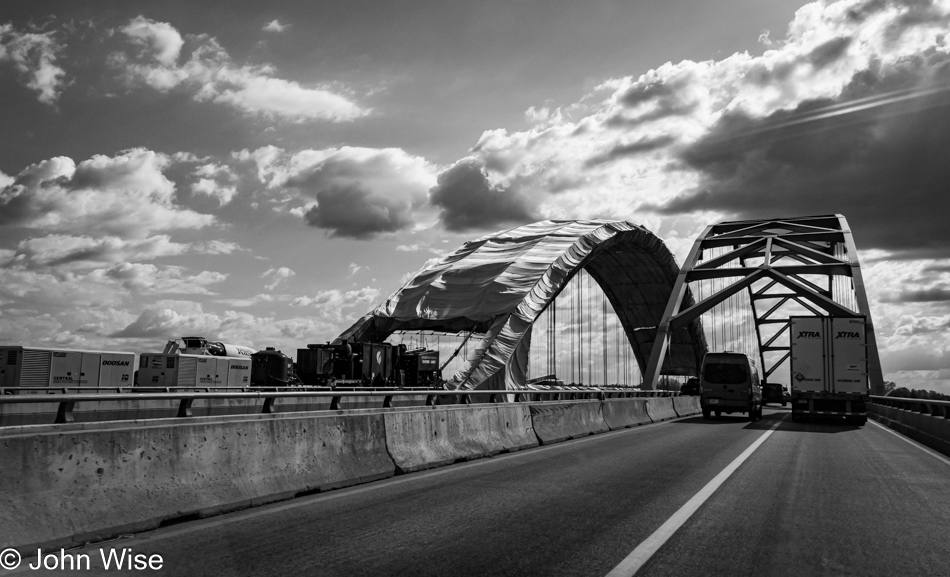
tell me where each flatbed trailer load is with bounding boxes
[789,316,869,425]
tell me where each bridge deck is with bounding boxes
[25,408,949,577]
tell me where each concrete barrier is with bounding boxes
[645,397,678,422]
[528,401,609,445]
[0,411,396,553]
[672,396,701,417]
[0,394,437,427]
[384,405,538,473]
[601,398,653,430]
[869,405,950,457]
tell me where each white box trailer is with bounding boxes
[0,346,134,392]
[789,316,869,424]
[137,353,251,389]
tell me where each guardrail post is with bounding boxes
[262,397,276,414]
[55,400,76,424]
[177,398,194,418]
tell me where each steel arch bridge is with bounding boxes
[643,214,885,393]
[338,220,708,390]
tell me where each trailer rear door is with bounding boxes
[790,317,827,393]
[831,317,868,394]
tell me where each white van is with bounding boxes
[700,352,762,421]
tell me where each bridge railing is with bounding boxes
[870,395,950,418]
[0,388,674,425]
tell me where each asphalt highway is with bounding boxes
[35,408,950,577]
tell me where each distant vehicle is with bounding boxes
[700,352,762,421]
[762,381,786,406]
[680,377,700,396]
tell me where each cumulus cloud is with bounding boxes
[429,158,537,232]
[290,287,380,322]
[112,16,366,122]
[0,23,66,104]
[191,162,239,206]
[238,145,438,239]
[112,300,264,340]
[430,0,950,253]
[262,266,295,290]
[10,234,188,269]
[89,263,227,295]
[262,20,289,33]
[192,240,245,255]
[0,148,214,238]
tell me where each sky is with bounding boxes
[2,0,950,392]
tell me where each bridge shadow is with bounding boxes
[674,410,864,433]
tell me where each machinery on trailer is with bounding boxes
[138,336,256,389]
[0,346,135,392]
[163,336,256,358]
[250,347,296,388]
[296,340,441,388]
[789,316,869,425]
[137,352,251,388]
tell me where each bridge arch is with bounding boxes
[338,219,707,389]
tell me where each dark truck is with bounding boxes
[762,381,786,406]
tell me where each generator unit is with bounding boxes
[0,346,134,392]
[395,347,440,388]
[137,353,251,388]
[250,347,295,387]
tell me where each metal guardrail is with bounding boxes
[0,388,674,425]
[870,395,950,418]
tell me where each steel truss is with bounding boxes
[644,214,884,393]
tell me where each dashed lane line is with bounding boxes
[605,415,786,577]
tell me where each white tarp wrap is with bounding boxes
[339,220,706,389]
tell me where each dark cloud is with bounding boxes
[609,76,698,127]
[304,183,413,240]
[808,37,852,69]
[429,159,536,232]
[654,55,950,260]
[585,135,676,167]
[885,287,950,303]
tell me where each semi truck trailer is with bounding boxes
[789,316,869,425]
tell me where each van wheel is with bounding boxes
[702,407,711,419]
[715,410,721,418]
[748,406,757,422]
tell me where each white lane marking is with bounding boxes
[605,416,785,577]
[869,418,950,467]
[79,414,689,549]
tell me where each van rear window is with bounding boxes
[704,362,748,385]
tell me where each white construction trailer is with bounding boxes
[0,346,135,392]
